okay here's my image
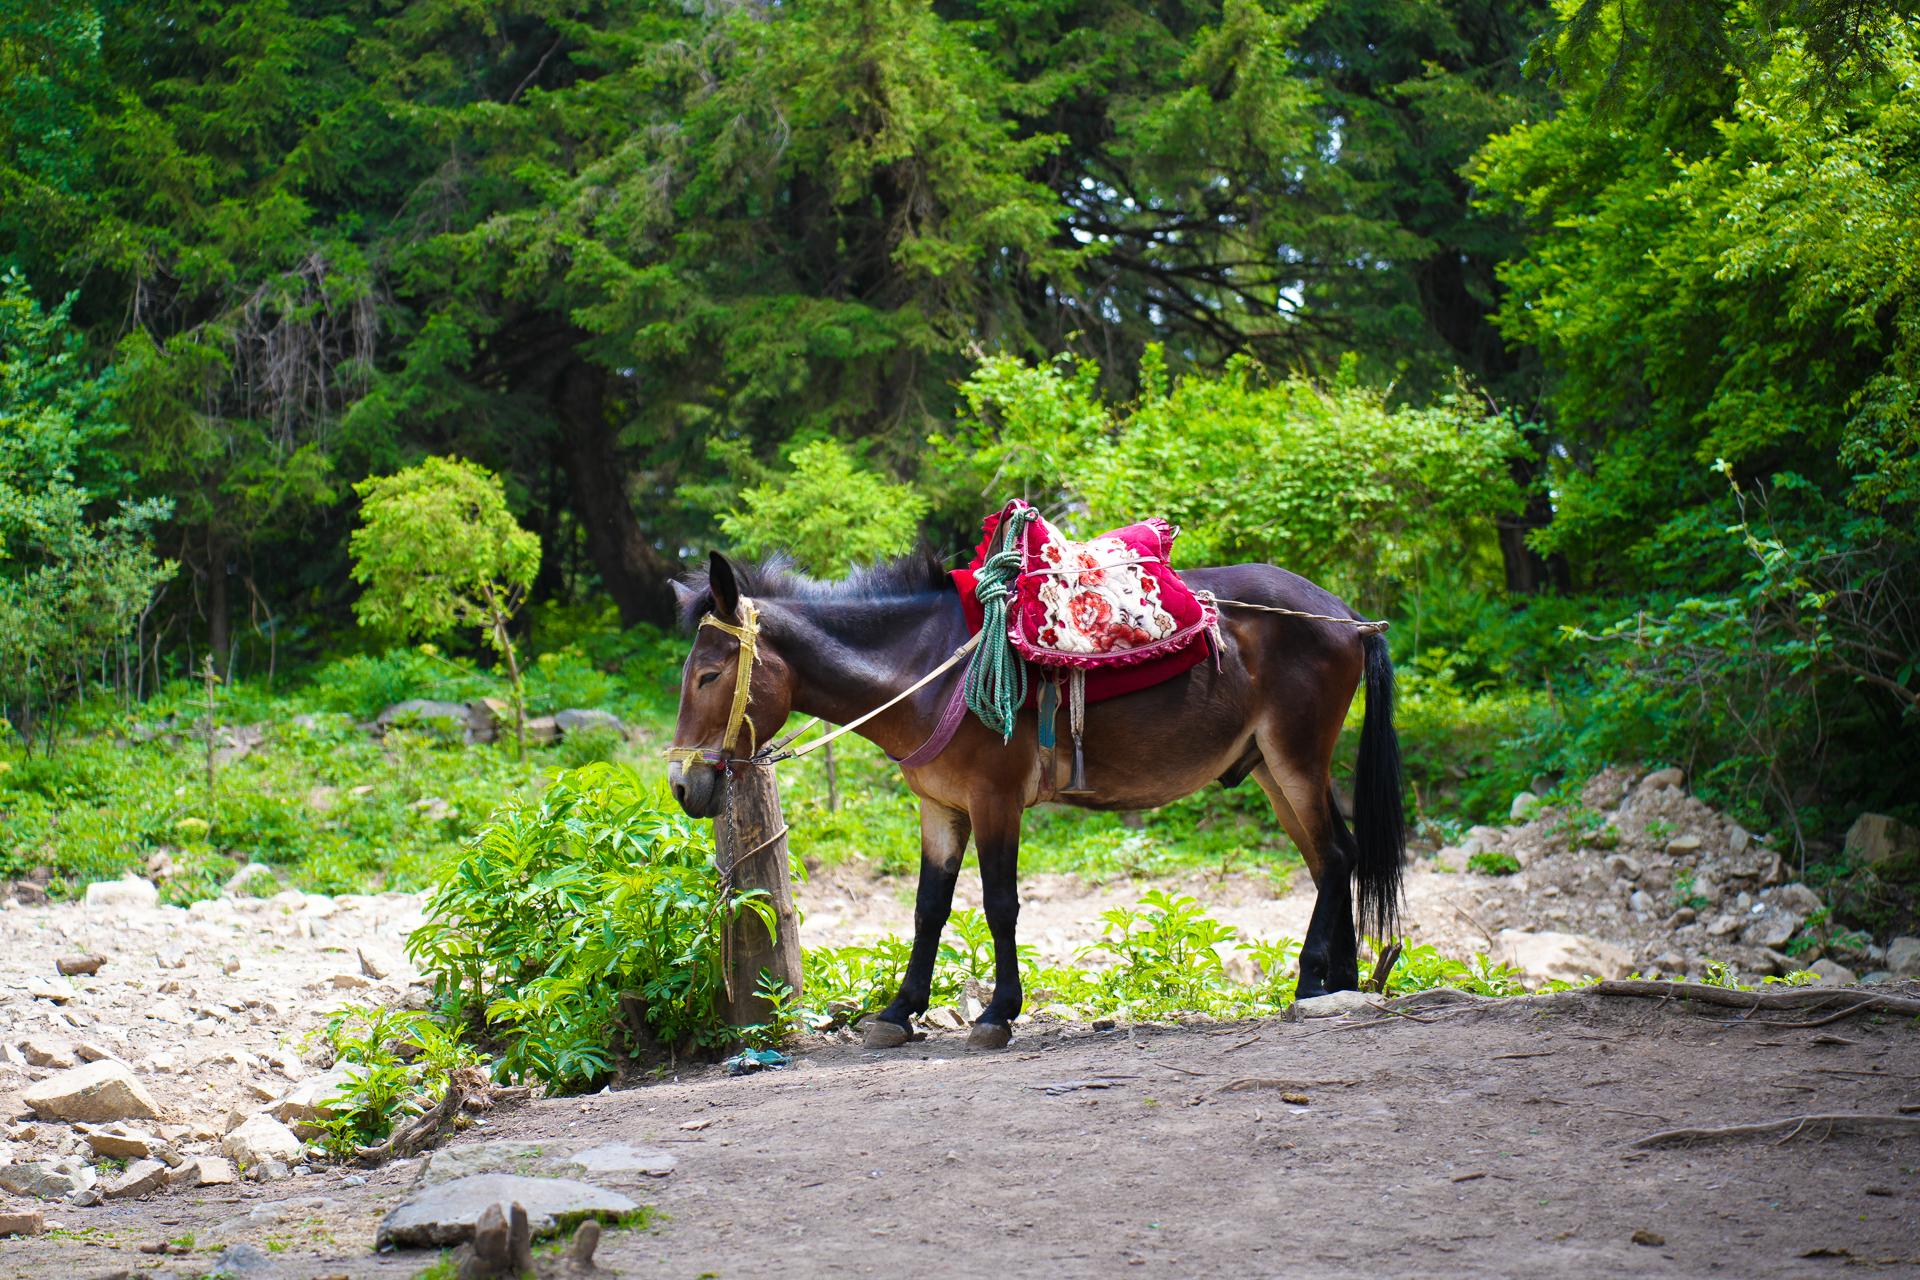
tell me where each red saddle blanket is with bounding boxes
[952,500,1217,705]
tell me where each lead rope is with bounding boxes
[1199,591,1389,633]
[964,505,1038,741]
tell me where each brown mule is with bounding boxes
[667,551,1406,1048]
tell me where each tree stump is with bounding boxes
[715,763,804,1028]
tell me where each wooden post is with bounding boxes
[715,763,804,1029]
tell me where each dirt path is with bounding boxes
[5,991,1916,1278]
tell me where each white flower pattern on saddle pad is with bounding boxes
[1029,530,1178,655]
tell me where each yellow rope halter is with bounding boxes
[664,596,761,766]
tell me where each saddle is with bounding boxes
[954,500,1217,674]
[948,500,1218,793]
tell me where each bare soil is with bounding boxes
[5,990,1917,1279]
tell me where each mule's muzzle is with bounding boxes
[668,760,723,818]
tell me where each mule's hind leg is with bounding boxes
[867,801,970,1048]
[965,797,1024,1049]
[1252,763,1360,997]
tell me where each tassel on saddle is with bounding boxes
[1059,669,1093,796]
[1037,671,1094,797]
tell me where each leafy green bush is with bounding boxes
[524,647,623,717]
[555,723,625,769]
[304,648,493,720]
[936,346,1524,603]
[407,763,772,1092]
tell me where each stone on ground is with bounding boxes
[167,1156,237,1188]
[82,876,158,911]
[78,1122,169,1160]
[419,1140,554,1186]
[0,1206,46,1236]
[1844,813,1920,872]
[1286,990,1384,1020]
[209,1241,277,1276]
[222,1114,303,1166]
[102,1157,168,1199]
[23,1060,162,1123]
[1740,905,1803,950]
[0,1160,93,1200]
[1637,766,1685,793]
[1887,936,1920,979]
[555,708,628,736]
[375,1172,638,1248]
[19,1036,76,1069]
[1808,958,1857,985]
[1492,929,1633,988]
[556,1143,678,1179]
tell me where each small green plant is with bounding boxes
[1763,969,1819,987]
[803,936,916,1018]
[737,974,825,1049]
[1079,890,1242,1010]
[1645,818,1676,843]
[409,1254,460,1280]
[408,762,773,1092]
[1700,959,1740,988]
[305,1004,483,1160]
[1240,936,1303,995]
[1670,870,1709,912]
[937,908,997,983]
[1467,849,1521,876]
[1385,942,1526,996]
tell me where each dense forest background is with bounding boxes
[3,0,1917,861]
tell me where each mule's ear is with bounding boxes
[670,578,699,612]
[708,551,741,618]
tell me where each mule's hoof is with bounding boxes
[862,1018,914,1049]
[967,1021,1013,1050]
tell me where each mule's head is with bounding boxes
[667,552,794,818]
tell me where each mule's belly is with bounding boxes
[1017,665,1256,810]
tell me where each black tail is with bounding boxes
[1353,631,1406,941]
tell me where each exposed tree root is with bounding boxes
[1591,979,1920,1024]
[1632,1113,1920,1149]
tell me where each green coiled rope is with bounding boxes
[964,505,1038,742]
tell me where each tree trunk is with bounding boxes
[1410,249,1570,596]
[714,764,804,1030]
[1496,448,1572,595]
[549,359,677,627]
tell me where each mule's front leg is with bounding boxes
[967,802,1023,1050]
[865,802,970,1048]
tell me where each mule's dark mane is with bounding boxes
[674,548,952,631]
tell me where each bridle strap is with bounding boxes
[664,596,761,765]
[665,598,982,770]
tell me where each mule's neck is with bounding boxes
[759,591,968,760]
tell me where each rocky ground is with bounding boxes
[1,766,1917,1276]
